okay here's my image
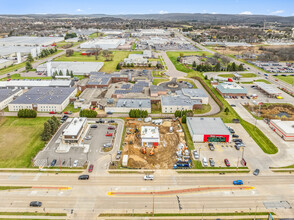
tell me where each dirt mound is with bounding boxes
[128,155,148,168]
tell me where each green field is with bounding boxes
[54,51,142,73]
[275,75,294,85]
[63,103,80,113]
[193,104,211,114]
[240,73,257,78]
[0,74,52,81]
[0,63,26,76]
[0,117,49,168]
[241,79,271,84]
[152,78,169,85]
[218,73,235,78]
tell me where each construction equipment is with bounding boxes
[149,147,155,156]
[141,147,146,154]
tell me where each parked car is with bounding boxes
[103,143,112,148]
[144,175,154,180]
[84,135,92,140]
[193,150,199,159]
[106,111,113,115]
[64,111,72,115]
[50,159,57,167]
[88,164,94,173]
[233,139,242,142]
[235,144,240,150]
[49,111,57,114]
[30,201,42,207]
[116,150,122,160]
[60,115,69,123]
[230,104,236,107]
[253,169,260,176]
[78,175,89,180]
[224,159,230,167]
[106,133,113,137]
[73,160,78,167]
[108,126,115,130]
[209,158,215,167]
[208,143,215,151]
[90,125,98,128]
[232,134,239,138]
[202,157,208,167]
[108,120,115,123]
[96,119,104,123]
[233,180,243,185]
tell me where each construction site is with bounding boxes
[121,118,190,169]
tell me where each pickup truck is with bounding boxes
[174,160,191,169]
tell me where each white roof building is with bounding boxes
[80,38,126,50]
[124,54,148,65]
[0,36,63,47]
[63,117,88,144]
[269,120,294,141]
[141,126,160,147]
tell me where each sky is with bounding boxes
[0,0,293,16]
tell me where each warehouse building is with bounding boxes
[8,87,77,112]
[124,54,148,66]
[0,36,63,47]
[105,98,151,113]
[187,117,232,143]
[62,117,88,144]
[0,80,74,89]
[254,82,282,97]
[37,61,104,76]
[269,120,294,141]
[161,88,209,113]
[0,89,23,110]
[216,82,248,97]
[0,59,14,69]
[80,38,126,50]
[141,126,160,147]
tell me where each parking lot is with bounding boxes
[249,61,294,73]
[34,118,118,168]
[193,123,273,172]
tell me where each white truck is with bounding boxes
[122,155,128,167]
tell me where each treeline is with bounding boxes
[192,61,244,72]
[17,109,37,118]
[41,116,60,141]
[39,47,58,58]
[258,47,294,62]
[79,109,97,118]
[65,33,77,40]
[129,109,148,118]
[174,110,194,123]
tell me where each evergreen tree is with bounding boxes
[42,122,52,141]
[214,62,221,72]
[66,69,70,76]
[25,62,32,71]
[59,70,63,76]
[181,115,186,123]
[192,61,197,68]
[224,107,230,115]
[70,71,74,78]
[116,63,121,70]
[27,53,34,62]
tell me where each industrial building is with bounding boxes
[62,118,88,144]
[187,117,232,143]
[37,61,104,76]
[0,59,14,69]
[216,82,248,97]
[80,38,126,50]
[124,54,148,66]
[269,120,294,141]
[0,89,23,110]
[132,29,170,37]
[8,87,77,112]
[0,46,42,63]
[141,126,160,147]
[161,88,209,113]
[105,98,151,113]
[0,36,63,47]
[254,82,282,97]
[0,80,74,89]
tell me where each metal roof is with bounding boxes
[0,89,21,102]
[63,117,87,136]
[181,88,208,98]
[11,87,75,105]
[116,98,151,108]
[0,36,63,46]
[187,117,231,136]
[254,82,281,95]
[216,82,247,94]
[0,80,72,88]
[0,46,36,56]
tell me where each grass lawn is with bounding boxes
[152,71,165,77]
[275,75,294,85]
[0,186,31,190]
[240,73,257,78]
[241,79,271,84]
[0,117,49,168]
[152,78,169,85]
[151,103,161,114]
[54,51,142,73]
[0,74,52,81]
[177,78,197,88]
[0,63,26,76]
[131,43,136,50]
[63,103,80,113]
[181,123,194,150]
[193,104,211,114]
[218,73,235,78]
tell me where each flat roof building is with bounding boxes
[62,117,88,144]
[37,61,104,76]
[80,38,126,50]
[216,82,247,97]
[105,98,151,113]
[0,80,74,89]
[0,88,23,110]
[187,117,232,143]
[0,59,14,69]
[269,120,294,141]
[8,87,77,112]
[0,36,63,47]
[141,126,160,147]
[254,82,282,97]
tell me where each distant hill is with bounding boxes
[1,13,294,25]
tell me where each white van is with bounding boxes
[202,157,208,167]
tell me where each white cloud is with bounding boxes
[211,12,217,14]
[76,9,83,12]
[272,10,284,14]
[240,11,253,15]
[159,10,168,14]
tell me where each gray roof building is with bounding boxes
[116,98,151,108]
[216,82,247,95]
[0,80,73,89]
[0,89,21,102]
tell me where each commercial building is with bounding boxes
[62,118,88,144]
[0,59,14,69]
[80,38,126,50]
[161,88,209,113]
[124,54,148,66]
[37,61,104,76]
[216,82,248,97]
[105,98,151,113]
[141,126,160,147]
[187,117,232,143]
[269,120,294,141]
[254,82,282,97]
[8,87,77,112]
[0,89,23,110]
[0,80,74,89]
[150,85,168,97]
[0,36,63,47]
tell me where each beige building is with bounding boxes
[0,89,23,110]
